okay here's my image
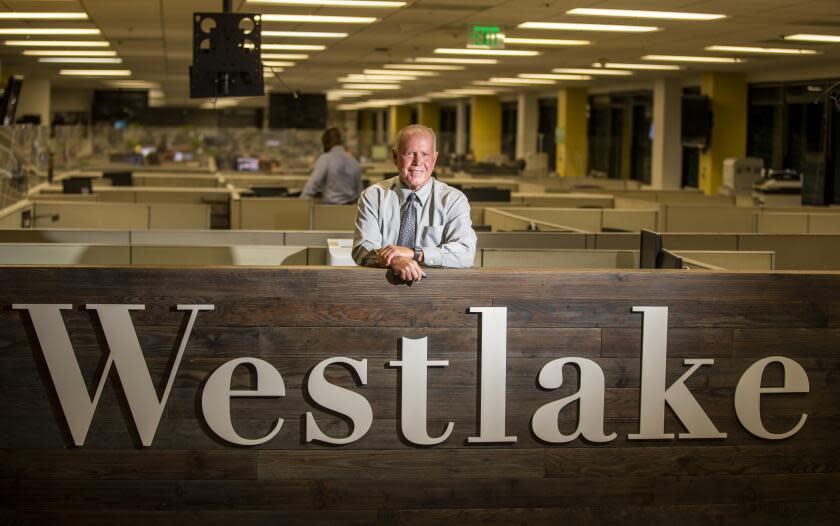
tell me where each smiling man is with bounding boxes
[352,124,477,282]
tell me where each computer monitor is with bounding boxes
[640,229,662,269]
[659,249,684,269]
[0,75,24,126]
[103,171,133,187]
[236,157,260,172]
[62,177,93,194]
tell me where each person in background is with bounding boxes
[300,127,363,204]
[352,124,477,283]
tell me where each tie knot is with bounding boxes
[406,193,416,205]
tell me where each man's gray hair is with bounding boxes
[392,124,437,154]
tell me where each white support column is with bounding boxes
[651,78,683,190]
[455,100,467,155]
[515,93,538,160]
[16,75,51,125]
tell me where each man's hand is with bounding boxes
[390,256,424,283]
[377,244,414,267]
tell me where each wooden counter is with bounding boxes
[1,267,838,524]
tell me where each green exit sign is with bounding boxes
[469,25,504,49]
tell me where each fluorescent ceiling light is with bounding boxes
[39,57,122,63]
[149,90,165,98]
[261,31,347,38]
[0,28,100,35]
[415,57,498,64]
[385,63,464,70]
[105,80,159,88]
[261,14,376,23]
[60,69,131,76]
[364,69,436,76]
[445,89,497,95]
[23,49,116,56]
[4,40,109,47]
[262,43,325,50]
[519,73,591,80]
[553,68,632,76]
[0,12,88,20]
[263,61,295,67]
[518,22,658,32]
[248,0,404,6]
[566,8,725,21]
[593,62,682,70]
[434,47,540,56]
[264,69,284,75]
[485,77,556,85]
[643,54,744,63]
[784,34,840,43]
[503,37,589,46]
[262,53,308,59]
[706,45,817,55]
[342,83,401,90]
[338,76,409,82]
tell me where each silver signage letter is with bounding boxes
[467,307,516,444]
[629,306,727,440]
[305,357,373,445]
[735,356,809,439]
[202,357,285,446]
[13,303,211,447]
[532,358,616,443]
[389,337,454,446]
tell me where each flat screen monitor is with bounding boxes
[103,171,133,187]
[268,93,326,129]
[62,177,93,194]
[640,229,662,269]
[236,157,260,172]
[0,75,23,126]
[659,249,684,269]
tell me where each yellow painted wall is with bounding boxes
[470,95,502,161]
[418,102,440,133]
[556,87,588,177]
[389,105,412,145]
[699,72,747,195]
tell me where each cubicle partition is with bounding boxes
[1,267,838,523]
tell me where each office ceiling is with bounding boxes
[1,0,839,107]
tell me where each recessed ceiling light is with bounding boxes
[338,75,411,82]
[592,62,682,70]
[503,37,589,46]
[566,8,725,21]
[784,34,840,43]
[262,53,308,59]
[342,83,401,90]
[260,14,377,23]
[4,40,109,47]
[386,63,464,70]
[263,61,295,67]
[706,45,817,55]
[519,73,591,80]
[643,54,744,63]
[0,12,89,20]
[39,57,122,63]
[247,0,404,6]
[262,44,325,50]
[105,80,159,88]
[485,77,556,85]
[364,69,436,76]
[414,57,498,64]
[261,31,348,38]
[0,28,100,35]
[23,50,117,56]
[60,69,131,76]
[518,22,658,32]
[552,68,632,76]
[434,48,540,56]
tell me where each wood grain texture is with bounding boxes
[1,267,839,524]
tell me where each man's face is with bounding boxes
[394,130,438,191]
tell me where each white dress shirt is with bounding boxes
[352,176,477,268]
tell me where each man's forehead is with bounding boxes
[398,130,433,150]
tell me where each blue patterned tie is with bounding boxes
[397,193,417,249]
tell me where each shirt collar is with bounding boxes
[396,176,433,206]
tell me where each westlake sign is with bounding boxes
[12,303,810,448]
